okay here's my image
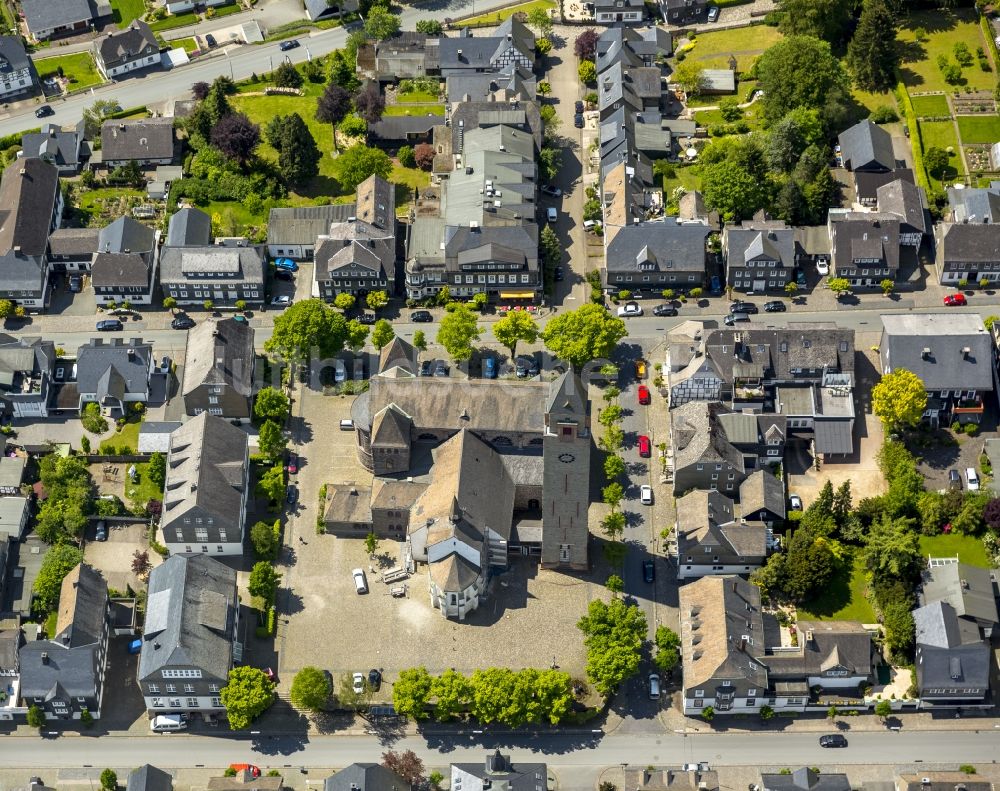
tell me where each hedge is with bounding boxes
[895,76,930,193]
[0,128,39,150]
[254,606,277,638]
[981,15,1000,77]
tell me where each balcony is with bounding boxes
[953,396,984,414]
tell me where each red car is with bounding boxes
[286,453,298,474]
[638,435,651,458]
[943,293,967,306]
[229,765,261,779]
[638,384,651,405]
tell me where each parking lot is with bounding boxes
[82,522,161,594]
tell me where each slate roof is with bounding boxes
[100,118,174,162]
[379,336,417,375]
[181,318,254,398]
[546,371,587,418]
[672,401,746,473]
[623,767,718,791]
[914,600,982,649]
[725,221,798,268]
[938,222,1000,263]
[0,157,60,257]
[880,313,993,392]
[447,67,536,103]
[0,35,30,74]
[913,602,991,694]
[370,115,438,143]
[838,119,895,172]
[766,620,873,679]
[96,20,158,69]
[139,553,237,681]
[0,626,21,673]
[896,775,992,791]
[161,413,248,536]
[948,184,1000,223]
[22,122,85,169]
[267,203,356,247]
[127,765,174,791]
[48,226,99,258]
[876,179,928,234]
[704,324,854,384]
[595,26,672,74]
[21,0,92,35]
[55,563,107,648]
[75,337,152,400]
[314,218,395,282]
[323,484,373,525]
[0,334,55,396]
[324,764,410,791]
[739,470,785,519]
[159,245,265,284]
[605,220,710,274]
[92,216,156,288]
[675,489,767,560]
[830,213,901,272]
[855,168,914,203]
[371,405,412,448]
[137,421,182,454]
[919,562,999,629]
[167,207,212,247]
[761,769,850,791]
[452,751,548,791]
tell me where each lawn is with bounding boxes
[853,87,896,116]
[957,114,1000,144]
[663,165,702,196]
[149,11,199,32]
[919,534,991,568]
[899,9,995,93]
[203,200,267,236]
[210,1,243,17]
[798,554,877,623]
[172,37,200,54]
[383,104,445,116]
[34,52,103,90]
[75,187,146,223]
[124,462,165,512]
[111,0,145,26]
[910,93,950,117]
[100,419,141,453]
[391,164,431,209]
[684,24,784,71]
[398,90,441,104]
[461,0,556,27]
[692,100,764,132]
[918,119,964,185]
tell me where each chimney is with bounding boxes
[961,346,971,358]
[18,167,25,175]
[921,347,931,359]
[41,652,48,664]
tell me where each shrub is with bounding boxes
[869,105,899,124]
[398,145,415,168]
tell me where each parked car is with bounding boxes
[638,434,651,457]
[652,303,677,316]
[789,494,803,511]
[617,301,643,317]
[554,265,564,281]
[546,207,558,223]
[279,39,300,51]
[816,259,829,276]
[642,559,655,583]
[357,313,377,324]
[229,766,261,778]
[205,33,217,48]
[948,468,962,491]
[433,360,449,377]
[944,293,967,306]
[796,269,807,287]
[170,315,195,330]
[483,355,497,379]
[966,467,980,491]
[541,184,562,197]
[419,359,432,376]
[640,485,653,506]
[95,521,107,542]
[352,672,365,694]
[274,269,294,283]
[286,485,298,505]
[707,5,719,21]
[368,668,382,691]
[723,312,751,326]
[96,319,123,331]
[274,258,298,272]
[729,301,758,314]
[515,355,539,378]
[763,300,786,312]
[638,384,651,405]
[68,274,83,293]
[35,105,54,118]
[648,672,661,699]
[352,568,368,594]
[287,453,298,474]
[819,734,848,748]
[574,113,584,128]
[411,310,433,322]
[635,359,647,379]
[271,295,292,307]
[575,100,584,113]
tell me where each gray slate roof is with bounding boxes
[21,0,92,35]
[159,244,265,285]
[0,35,30,74]
[139,553,237,681]
[705,324,855,384]
[55,562,107,647]
[167,207,212,247]
[838,119,895,172]
[48,226,99,258]
[127,765,174,791]
[267,203,356,247]
[948,184,1000,224]
[830,213,900,272]
[739,469,785,519]
[181,318,254,398]
[75,338,152,400]
[880,313,993,392]
[452,751,548,791]
[761,769,850,791]
[96,20,157,69]
[324,764,410,791]
[920,562,999,628]
[876,179,928,234]
[22,122,85,169]
[101,118,174,162]
[725,222,798,268]
[606,220,710,274]
[913,601,991,692]
[938,222,1000,263]
[0,157,60,257]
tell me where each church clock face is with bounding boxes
[558,453,576,464]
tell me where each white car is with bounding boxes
[546,207,558,223]
[966,467,980,491]
[640,484,653,505]
[707,5,719,21]
[352,672,365,695]
[816,259,830,276]
[617,301,643,317]
[789,494,803,511]
[271,295,292,307]
[352,568,368,594]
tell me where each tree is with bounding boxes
[493,310,539,358]
[601,510,626,541]
[874,699,892,721]
[827,277,852,297]
[602,482,624,511]
[754,35,852,129]
[221,666,275,729]
[33,544,83,613]
[431,668,473,721]
[265,298,348,362]
[605,574,624,595]
[251,520,278,559]
[259,420,288,461]
[578,60,597,85]
[398,144,416,166]
[654,626,681,675]
[26,705,45,729]
[273,61,303,89]
[527,6,553,36]
[701,706,715,721]
[354,82,386,125]
[766,107,825,172]
[539,224,561,269]
[383,750,425,786]
[269,113,321,185]
[328,48,360,92]
[392,667,433,719]
[673,60,707,96]
[364,531,379,558]
[346,319,370,352]
[542,304,628,370]
[759,704,775,721]
[0,298,13,320]
[539,146,562,182]
[336,144,393,191]
[577,597,647,696]
[880,278,895,295]
[436,304,481,361]
[254,387,290,422]
[779,526,839,602]
[414,143,435,171]
[290,666,331,712]
[415,20,443,34]
[575,28,600,60]
[827,704,839,721]
[412,330,427,352]
[148,451,166,490]
[983,498,1000,532]
[248,561,281,606]
[847,0,900,92]
[334,293,356,312]
[924,146,950,178]
[864,514,921,580]
[131,550,152,580]
[256,463,286,506]
[101,770,118,791]
[365,6,401,40]
[316,82,352,151]
[192,81,211,100]
[82,98,123,138]
[371,319,395,350]
[872,369,927,431]
[366,290,389,311]
[778,0,853,43]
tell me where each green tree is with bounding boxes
[364,6,401,40]
[605,573,624,596]
[364,531,379,558]
[265,298,348,362]
[273,61,303,89]
[101,770,118,791]
[847,0,900,92]
[254,387,291,422]
[598,404,623,427]
[469,668,524,725]
[766,107,825,172]
[673,60,707,95]
[863,514,921,580]
[412,330,427,352]
[602,481,624,511]
[0,298,14,319]
[268,113,321,185]
[83,98,125,138]
[540,224,561,268]
[436,304,482,361]
[366,290,389,311]
[601,510,626,541]
[221,666,275,729]
[248,561,282,603]
[700,138,774,221]
[258,420,288,462]
[148,451,166,490]
[778,0,853,43]
[371,319,395,350]
[534,669,574,724]
[874,699,892,720]
[528,6,553,36]
[290,666,331,712]
[759,704,775,720]
[577,598,647,696]
[431,668,472,721]
[316,82,352,151]
[541,304,628,370]
[654,626,681,675]
[345,319,370,352]
[493,308,539,358]
[415,19,443,34]
[398,144,416,166]
[578,60,597,84]
[255,464,286,506]
[827,704,839,721]
[880,278,895,295]
[827,277,852,297]
[33,544,83,612]
[334,293,356,311]
[26,705,45,729]
[604,454,626,481]
[701,706,715,721]
[872,369,927,431]
[250,520,278,559]
[883,601,915,658]
[779,526,840,602]
[336,144,393,192]
[754,35,852,129]
[392,667,433,719]
[924,146,950,178]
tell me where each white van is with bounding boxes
[966,467,980,491]
[339,419,354,431]
[150,714,186,732]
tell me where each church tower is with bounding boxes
[541,371,591,569]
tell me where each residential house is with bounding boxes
[324,764,410,791]
[160,209,265,306]
[0,623,22,720]
[313,175,396,299]
[919,561,998,637]
[913,600,991,706]
[369,115,438,147]
[438,20,534,77]
[0,37,35,100]
[674,489,770,580]
[876,179,928,247]
[879,313,992,426]
[94,21,161,80]
[896,775,993,791]
[181,318,255,421]
[679,576,874,715]
[160,413,250,556]
[837,119,909,205]
[595,26,672,74]
[99,119,176,169]
[91,216,159,306]
[595,0,645,23]
[0,456,25,495]
[138,553,239,715]
[761,769,850,791]
[446,67,536,104]
[304,0,355,21]
[126,765,173,791]
[266,203,356,260]
[0,335,56,419]
[739,469,785,526]
[18,563,109,719]
[360,31,440,81]
[935,222,1000,286]
[74,337,154,416]
[21,122,88,175]
[828,211,901,287]
[603,219,711,293]
[723,219,802,294]
[0,157,63,311]
[623,767,719,791]
[21,0,93,41]
[47,227,100,272]
[947,182,1000,223]
[452,752,547,791]
[659,0,709,24]
[0,495,30,542]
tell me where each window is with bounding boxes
[208,396,219,405]
[187,698,198,708]
[694,689,705,698]
[163,669,203,679]
[209,684,220,693]
[166,684,176,693]
[211,697,222,708]
[148,684,159,693]
[184,684,195,693]
[152,698,164,707]
[746,698,756,707]
[748,688,757,696]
